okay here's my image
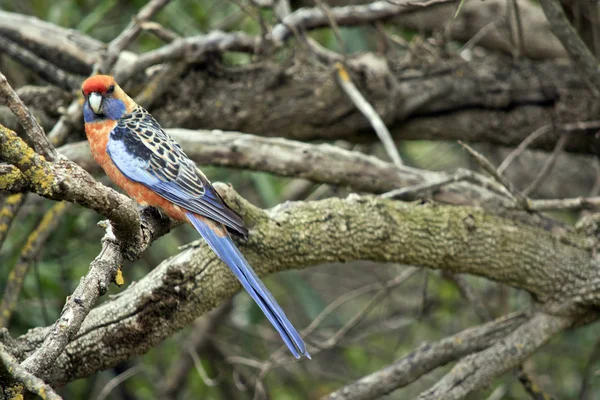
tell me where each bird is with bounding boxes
[81,75,309,359]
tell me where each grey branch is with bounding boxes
[98,0,171,74]
[323,312,528,400]
[539,0,600,95]
[47,129,600,212]
[8,187,600,387]
[0,72,58,161]
[0,12,599,154]
[0,343,62,400]
[270,0,456,44]
[49,128,508,208]
[416,313,572,400]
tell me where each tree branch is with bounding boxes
[0,72,58,161]
[0,343,62,400]
[416,313,572,400]
[539,0,600,95]
[9,188,599,387]
[0,124,139,241]
[45,128,510,208]
[323,312,528,400]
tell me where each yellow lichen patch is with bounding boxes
[0,167,26,191]
[6,383,24,400]
[0,125,55,196]
[115,266,125,286]
[0,194,24,236]
[5,193,23,205]
[335,62,350,82]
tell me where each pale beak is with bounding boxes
[88,92,102,114]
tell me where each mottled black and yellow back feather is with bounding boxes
[111,105,248,238]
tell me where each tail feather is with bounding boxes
[187,213,310,359]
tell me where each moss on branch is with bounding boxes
[20,189,598,387]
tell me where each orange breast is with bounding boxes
[84,121,188,222]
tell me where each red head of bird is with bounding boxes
[82,75,133,123]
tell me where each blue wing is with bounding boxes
[106,106,248,238]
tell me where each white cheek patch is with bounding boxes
[89,93,102,114]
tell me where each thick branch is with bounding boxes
[1,12,599,154]
[51,130,598,212]
[10,189,599,387]
[0,124,139,242]
[146,55,600,156]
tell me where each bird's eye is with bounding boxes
[107,85,115,94]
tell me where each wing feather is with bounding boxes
[107,106,248,238]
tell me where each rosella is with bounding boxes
[82,75,309,359]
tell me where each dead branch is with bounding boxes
[0,72,58,160]
[324,312,528,400]
[540,0,600,95]
[416,313,572,400]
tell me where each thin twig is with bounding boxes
[314,0,346,54]
[139,21,181,43]
[523,133,568,196]
[381,168,509,200]
[516,365,557,400]
[578,337,600,400]
[96,364,145,400]
[507,0,524,58]
[252,267,419,396]
[161,303,232,398]
[98,0,171,74]
[499,120,600,174]
[335,62,403,166]
[498,124,552,174]
[0,72,58,160]
[527,196,600,211]
[458,141,528,208]
[443,272,493,321]
[0,194,26,250]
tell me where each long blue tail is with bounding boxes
[187,213,310,359]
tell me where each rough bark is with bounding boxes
[9,190,600,386]
[1,10,600,155]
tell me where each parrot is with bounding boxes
[81,75,309,359]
